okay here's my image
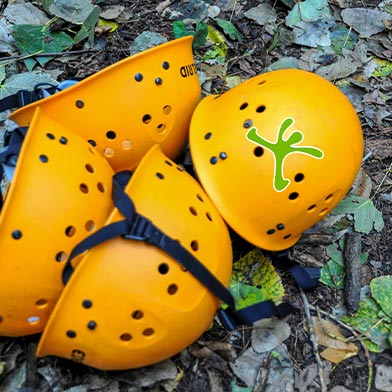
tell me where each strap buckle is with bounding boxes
[122,215,166,247]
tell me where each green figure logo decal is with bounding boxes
[246,117,324,192]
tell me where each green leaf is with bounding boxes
[331,195,384,235]
[194,22,208,48]
[320,259,345,288]
[330,24,357,55]
[342,298,391,352]
[326,242,344,266]
[173,20,193,39]
[230,281,268,310]
[370,276,392,318]
[49,0,96,24]
[285,0,331,27]
[230,249,285,307]
[0,72,58,100]
[12,24,73,70]
[73,5,101,45]
[215,18,242,41]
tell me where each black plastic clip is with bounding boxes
[122,215,166,247]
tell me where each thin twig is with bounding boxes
[299,288,328,392]
[0,48,100,63]
[311,305,373,392]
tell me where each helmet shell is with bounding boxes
[0,108,114,336]
[10,37,200,172]
[189,69,364,251]
[36,145,232,370]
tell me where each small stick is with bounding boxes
[299,288,327,392]
[344,232,362,314]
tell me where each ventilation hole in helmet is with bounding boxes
[120,333,132,341]
[165,160,173,167]
[197,194,204,202]
[158,263,169,275]
[258,80,266,85]
[39,154,49,163]
[163,105,172,115]
[294,173,304,182]
[142,114,152,124]
[71,349,85,361]
[82,299,93,309]
[87,321,97,330]
[219,152,228,160]
[85,220,95,232]
[122,139,132,150]
[267,229,275,235]
[189,206,198,216]
[319,208,329,216]
[103,147,115,158]
[155,77,163,85]
[46,133,55,140]
[79,183,89,193]
[307,204,316,212]
[176,165,185,172]
[162,61,170,69]
[156,172,164,180]
[132,310,144,320]
[12,230,22,240]
[288,192,299,200]
[253,147,264,157]
[325,193,334,202]
[180,265,188,272]
[243,119,253,128]
[88,139,97,147]
[67,330,77,338]
[283,234,292,239]
[191,240,199,251]
[210,156,218,165]
[85,164,94,173]
[143,328,155,337]
[134,73,143,82]
[35,299,48,308]
[157,123,166,134]
[206,212,213,221]
[239,103,248,110]
[168,284,178,295]
[75,100,84,108]
[55,251,68,262]
[106,130,116,140]
[256,105,266,113]
[276,223,285,231]
[65,225,76,237]
[27,316,40,324]
[204,132,212,140]
[97,182,106,192]
[0,316,2,323]
[59,136,68,145]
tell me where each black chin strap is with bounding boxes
[0,127,28,210]
[63,172,319,330]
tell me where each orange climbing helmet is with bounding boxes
[0,107,115,336]
[9,36,200,172]
[189,69,364,251]
[36,145,232,370]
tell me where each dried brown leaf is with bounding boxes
[350,168,373,198]
[366,139,392,160]
[312,317,359,364]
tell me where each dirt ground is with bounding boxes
[0,0,392,391]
